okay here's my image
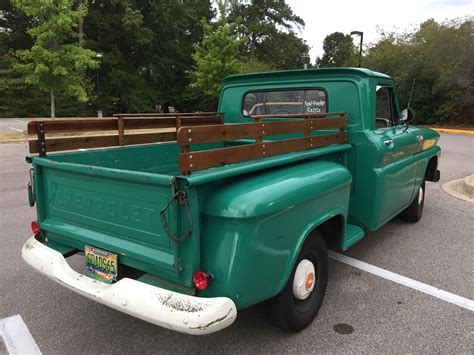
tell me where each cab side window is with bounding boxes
[375,86,396,129]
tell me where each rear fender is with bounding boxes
[200,160,351,309]
[275,209,346,295]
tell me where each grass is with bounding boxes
[0,131,28,141]
[0,127,176,144]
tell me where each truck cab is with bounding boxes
[22,68,440,334]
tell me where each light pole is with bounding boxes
[302,54,310,69]
[96,53,103,117]
[350,31,363,68]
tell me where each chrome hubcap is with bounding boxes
[292,259,315,300]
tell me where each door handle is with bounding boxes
[384,139,394,146]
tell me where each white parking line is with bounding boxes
[329,251,474,312]
[0,315,41,354]
[8,127,23,132]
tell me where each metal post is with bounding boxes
[350,31,364,68]
[302,54,310,69]
[96,53,103,117]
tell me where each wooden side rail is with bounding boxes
[178,112,347,175]
[28,113,224,156]
[113,112,222,118]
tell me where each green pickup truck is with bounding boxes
[22,68,441,335]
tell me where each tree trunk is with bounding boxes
[250,33,256,59]
[50,88,55,119]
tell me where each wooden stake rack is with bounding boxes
[28,112,224,156]
[177,112,347,175]
[27,111,347,176]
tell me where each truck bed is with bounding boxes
[27,112,349,292]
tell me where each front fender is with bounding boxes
[199,160,352,309]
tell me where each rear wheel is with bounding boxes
[273,232,328,332]
[399,180,425,222]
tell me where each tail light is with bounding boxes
[31,220,40,235]
[193,270,212,290]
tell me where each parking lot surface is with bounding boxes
[0,133,472,353]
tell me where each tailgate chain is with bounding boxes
[27,168,36,207]
[160,191,193,243]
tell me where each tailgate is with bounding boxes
[32,158,186,285]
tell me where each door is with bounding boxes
[372,85,418,225]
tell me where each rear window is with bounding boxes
[242,89,327,117]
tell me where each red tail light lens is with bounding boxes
[193,270,211,290]
[31,220,40,235]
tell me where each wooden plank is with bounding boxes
[178,123,261,144]
[180,116,222,126]
[27,116,222,134]
[124,132,176,145]
[29,135,118,153]
[179,132,346,173]
[123,116,221,129]
[29,132,177,154]
[28,119,118,134]
[113,112,222,117]
[177,117,346,145]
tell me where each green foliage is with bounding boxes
[188,2,277,110]
[190,19,242,104]
[84,0,213,114]
[229,0,309,70]
[1,1,471,125]
[317,32,357,68]
[239,59,274,74]
[12,0,98,117]
[364,19,473,124]
[255,32,310,70]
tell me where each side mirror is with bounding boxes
[401,108,415,122]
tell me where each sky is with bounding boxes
[285,0,472,62]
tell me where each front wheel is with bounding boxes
[273,232,328,332]
[399,180,425,222]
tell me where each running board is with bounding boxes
[342,224,365,250]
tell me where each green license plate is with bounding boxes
[85,245,118,283]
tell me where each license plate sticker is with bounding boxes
[85,245,118,283]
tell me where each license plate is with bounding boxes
[85,245,118,283]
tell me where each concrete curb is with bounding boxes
[429,128,474,135]
[463,174,474,195]
[441,174,474,203]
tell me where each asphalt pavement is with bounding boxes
[0,133,473,353]
[0,118,28,133]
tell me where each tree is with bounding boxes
[364,19,473,124]
[189,18,242,106]
[0,0,45,117]
[229,0,309,70]
[83,0,213,114]
[12,0,98,118]
[255,32,310,70]
[317,32,356,67]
